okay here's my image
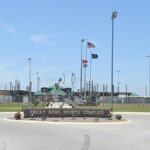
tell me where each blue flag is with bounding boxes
[92,54,98,59]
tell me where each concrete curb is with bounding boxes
[114,112,150,115]
[2,112,150,125]
[0,112,17,114]
[4,118,130,125]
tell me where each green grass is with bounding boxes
[112,104,150,112]
[79,103,150,112]
[0,103,34,112]
[0,103,150,112]
[0,108,22,112]
[0,103,22,112]
[0,102,46,112]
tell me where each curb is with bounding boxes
[4,118,130,125]
[114,112,150,115]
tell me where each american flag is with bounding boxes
[87,42,96,48]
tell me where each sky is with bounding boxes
[0,0,150,95]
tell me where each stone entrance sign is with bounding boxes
[24,108,111,118]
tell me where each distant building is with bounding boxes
[0,90,28,103]
[33,85,72,102]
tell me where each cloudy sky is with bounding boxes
[0,0,150,95]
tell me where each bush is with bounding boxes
[107,113,112,118]
[22,103,34,110]
[32,101,39,107]
[115,114,122,120]
[14,112,21,120]
[37,101,46,108]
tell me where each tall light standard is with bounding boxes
[145,84,147,96]
[111,11,118,112]
[80,38,84,98]
[146,56,150,96]
[116,70,120,95]
[28,58,32,102]
[36,72,40,91]
[71,73,76,92]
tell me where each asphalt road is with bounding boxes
[0,112,150,150]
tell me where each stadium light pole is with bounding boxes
[28,58,32,102]
[111,11,118,112]
[146,56,150,96]
[36,72,40,91]
[116,70,120,95]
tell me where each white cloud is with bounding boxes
[30,34,56,45]
[0,19,16,34]
[6,27,16,33]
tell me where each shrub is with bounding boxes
[115,114,122,120]
[38,101,46,108]
[22,103,34,110]
[32,101,39,107]
[14,112,21,120]
[107,113,112,118]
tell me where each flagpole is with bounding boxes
[90,51,92,101]
[80,39,84,99]
[84,39,88,101]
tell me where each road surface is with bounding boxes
[0,112,150,150]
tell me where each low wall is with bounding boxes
[24,108,111,118]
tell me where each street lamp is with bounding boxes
[146,56,150,96]
[116,70,120,96]
[28,58,32,102]
[111,11,118,112]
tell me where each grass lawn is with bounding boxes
[0,102,46,112]
[0,103,150,112]
[79,103,150,112]
[0,108,22,112]
[0,103,22,112]
[112,104,150,112]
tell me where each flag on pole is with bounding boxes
[92,53,98,59]
[83,64,88,68]
[82,59,88,64]
[87,42,96,48]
